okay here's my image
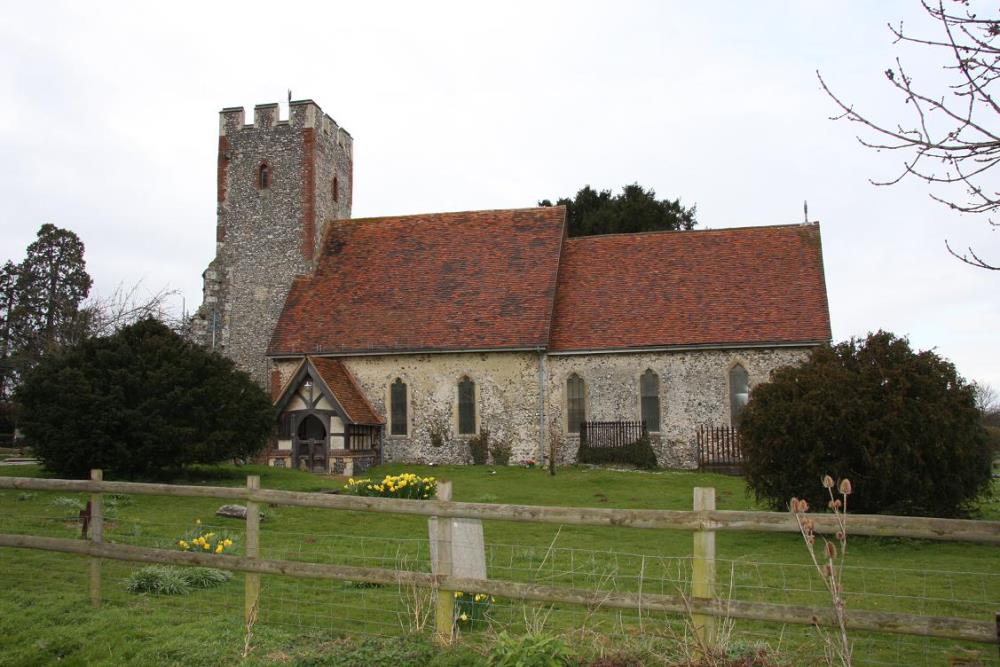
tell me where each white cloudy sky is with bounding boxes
[1,1,997,388]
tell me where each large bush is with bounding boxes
[740,331,992,517]
[16,319,274,477]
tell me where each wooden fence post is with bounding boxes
[245,475,260,626]
[430,481,455,644]
[692,487,716,649]
[89,469,103,608]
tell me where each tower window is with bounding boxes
[566,373,585,434]
[640,369,660,432]
[258,162,271,189]
[332,175,339,203]
[458,377,476,435]
[390,378,407,436]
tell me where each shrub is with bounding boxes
[489,439,512,465]
[181,567,233,589]
[489,631,574,667]
[16,319,274,477]
[125,566,190,595]
[468,428,489,465]
[125,565,232,595]
[577,434,657,470]
[741,331,993,517]
[344,472,438,499]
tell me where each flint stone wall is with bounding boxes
[192,101,352,386]
[273,346,811,469]
[545,347,811,468]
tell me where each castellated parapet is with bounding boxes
[191,99,353,385]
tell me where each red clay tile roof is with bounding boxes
[267,207,567,356]
[548,223,831,351]
[310,357,384,424]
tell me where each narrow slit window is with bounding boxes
[390,378,407,436]
[566,373,585,434]
[640,369,660,432]
[332,175,339,202]
[258,162,271,189]
[729,364,750,427]
[458,377,476,435]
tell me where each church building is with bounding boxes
[192,99,831,475]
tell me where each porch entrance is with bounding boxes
[295,414,328,473]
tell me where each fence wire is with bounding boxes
[0,488,996,667]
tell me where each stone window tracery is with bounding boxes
[640,369,660,432]
[458,377,476,435]
[566,373,586,434]
[390,378,407,436]
[258,162,271,189]
[729,363,750,427]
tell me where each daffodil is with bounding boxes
[215,544,224,554]
[459,613,468,621]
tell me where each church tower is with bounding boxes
[191,99,353,385]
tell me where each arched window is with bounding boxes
[640,369,660,432]
[332,175,339,203]
[458,377,476,435]
[729,364,750,427]
[390,378,407,436]
[258,162,271,189]
[566,373,585,434]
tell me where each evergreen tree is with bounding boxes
[16,319,274,477]
[740,331,993,518]
[15,223,92,353]
[540,183,697,237]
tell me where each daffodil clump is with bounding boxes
[176,519,236,555]
[454,591,494,630]
[344,473,437,499]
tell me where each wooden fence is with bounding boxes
[580,420,647,448]
[697,424,743,471]
[0,473,998,648]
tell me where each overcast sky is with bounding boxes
[1,1,997,389]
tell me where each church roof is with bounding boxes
[548,223,831,352]
[267,208,830,358]
[267,207,567,356]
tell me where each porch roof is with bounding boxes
[273,357,384,425]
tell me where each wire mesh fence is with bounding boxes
[0,479,996,667]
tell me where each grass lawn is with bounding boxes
[0,462,997,666]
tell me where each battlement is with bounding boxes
[219,99,352,149]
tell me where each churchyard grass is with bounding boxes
[0,462,996,665]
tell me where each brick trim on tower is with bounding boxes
[302,128,316,262]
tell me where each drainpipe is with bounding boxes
[537,349,547,467]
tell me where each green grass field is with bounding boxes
[0,463,997,666]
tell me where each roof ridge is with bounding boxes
[564,221,822,243]
[324,205,566,226]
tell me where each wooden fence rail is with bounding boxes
[0,473,998,648]
[2,476,996,543]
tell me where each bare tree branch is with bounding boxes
[819,0,1000,270]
